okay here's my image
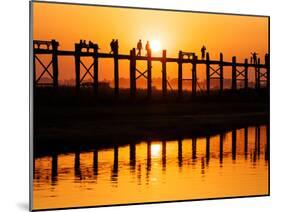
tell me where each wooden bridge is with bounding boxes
[33,39,270,98]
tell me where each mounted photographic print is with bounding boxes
[30,1,269,211]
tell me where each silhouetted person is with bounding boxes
[79,40,87,48]
[110,39,115,54]
[145,41,151,55]
[115,39,119,53]
[251,52,258,64]
[89,41,94,47]
[137,39,143,56]
[82,40,86,47]
[201,45,206,59]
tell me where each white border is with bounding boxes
[1,0,281,212]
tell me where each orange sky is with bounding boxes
[33,2,268,84]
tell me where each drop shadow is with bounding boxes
[16,202,29,211]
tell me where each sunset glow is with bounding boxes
[150,40,162,52]
[33,2,268,83]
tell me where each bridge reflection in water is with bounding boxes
[34,125,269,210]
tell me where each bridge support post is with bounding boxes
[206,53,210,95]
[147,49,152,98]
[162,50,167,97]
[74,43,81,93]
[178,51,183,99]
[130,48,136,98]
[192,56,197,96]
[232,56,237,91]
[93,47,99,95]
[244,59,248,90]
[51,40,59,90]
[219,53,224,93]
[114,45,119,97]
[257,58,261,89]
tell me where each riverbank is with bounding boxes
[33,102,268,157]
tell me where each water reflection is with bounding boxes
[74,150,81,180]
[146,141,151,184]
[219,133,224,165]
[265,125,269,161]
[178,139,183,168]
[162,141,166,171]
[93,149,98,179]
[34,125,269,210]
[51,153,58,185]
[206,136,210,165]
[192,138,197,161]
[130,143,136,171]
[232,130,236,161]
[244,127,248,159]
[111,146,118,185]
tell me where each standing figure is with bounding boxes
[114,39,119,53]
[110,39,115,54]
[251,52,258,64]
[201,45,206,60]
[145,41,151,55]
[137,39,143,56]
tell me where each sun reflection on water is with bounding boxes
[151,143,161,158]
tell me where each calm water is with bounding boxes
[33,125,269,210]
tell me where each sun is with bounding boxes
[150,40,161,52]
[151,143,161,158]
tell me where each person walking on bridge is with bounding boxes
[114,39,119,53]
[251,52,258,64]
[201,45,206,60]
[137,39,143,56]
[110,39,115,54]
[145,41,151,55]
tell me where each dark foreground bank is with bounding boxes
[34,109,269,157]
[33,87,269,157]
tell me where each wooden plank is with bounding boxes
[34,49,268,69]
